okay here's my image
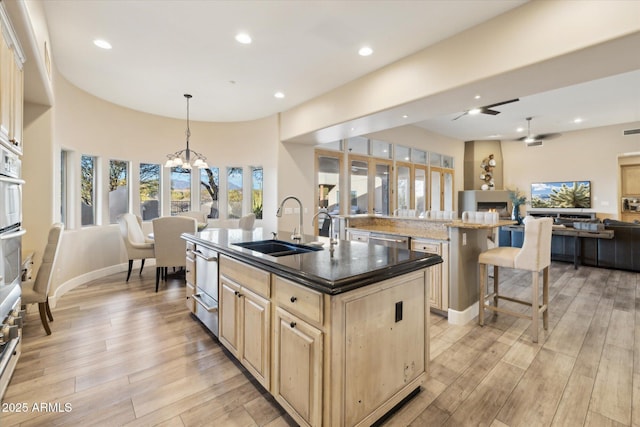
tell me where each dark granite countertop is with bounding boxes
[182,227,443,295]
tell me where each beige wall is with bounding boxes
[501,121,640,219]
[22,72,280,303]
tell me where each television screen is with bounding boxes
[531,181,591,208]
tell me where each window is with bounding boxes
[251,166,263,219]
[200,167,219,219]
[347,136,368,155]
[171,166,191,215]
[396,163,411,210]
[109,160,129,223]
[80,155,96,226]
[316,150,341,214]
[414,166,427,213]
[374,160,391,215]
[370,139,392,159]
[395,145,411,162]
[227,167,243,219]
[350,157,369,214]
[140,163,160,220]
[60,150,68,225]
[412,149,427,164]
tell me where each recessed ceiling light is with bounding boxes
[516,127,524,132]
[468,108,482,115]
[574,117,583,123]
[474,95,481,100]
[402,114,408,119]
[93,39,112,49]
[358,46,373,56]
[274,92,285,99]
[235,33,252,44]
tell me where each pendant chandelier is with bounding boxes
[164,94,208,169]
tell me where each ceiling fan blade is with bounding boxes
[538,133,562,140]
[482,98,520,109]
[481,108,500,115]
[515,132,562,142]
[452,112,467,121]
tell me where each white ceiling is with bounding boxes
[40,0,640,142]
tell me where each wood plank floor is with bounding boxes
[2,262,638,426]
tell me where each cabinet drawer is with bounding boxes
[348,231,369,242]
[411,240,441,254]
[220,255,270,298]
[275,276,323,325]
[185,256,195,285]
[186,282,196,313]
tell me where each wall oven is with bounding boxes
[0,146,24,399]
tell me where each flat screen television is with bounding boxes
[530,181,591,208]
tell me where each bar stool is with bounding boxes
[478,216,553,342]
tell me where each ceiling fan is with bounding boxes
[516,117,562,146]
[452,98,519,120]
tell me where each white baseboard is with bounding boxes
[447,301,478,325]
[49,260,156,308]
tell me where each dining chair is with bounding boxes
[152,216,197,292]
[117,213,155,281]
[478,216,553,342]
[239,213,256,230]
[178,210,208,223]
[21,223,64,335]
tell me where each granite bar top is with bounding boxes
[446,219,515,229]
[182,227,442,295]
[344,215,450,240]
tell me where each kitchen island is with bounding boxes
[182,228,442,427]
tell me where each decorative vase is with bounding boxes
[511,204,522,225]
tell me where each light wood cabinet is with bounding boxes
[185,242,196,313]
[215,253,430,427]
[346,229,369,242]
[9,53,22,151]
[0,6,24,154]
[0,27,12,145]
[411,238,449,312]
[274,306,323,427]
[340,275,426,426]
[621,164,640,196]
[219,255,271,389]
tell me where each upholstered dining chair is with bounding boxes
[152,216,197,292]
[178,210,207,223]
[478,216,553,342]
[21,223,64,335]
[238,213,256,230]
[118,213,155,281]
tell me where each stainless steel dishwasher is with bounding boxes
[192,247,219,337]
[368,232,410,249]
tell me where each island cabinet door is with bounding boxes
[241,287,270,389]
[219,278,241,357]
[273,307,323,427]
[342,274,426,427]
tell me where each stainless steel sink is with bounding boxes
[232,240,322,257]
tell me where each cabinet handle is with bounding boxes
[290,296,297,303]
[290,321,296,328]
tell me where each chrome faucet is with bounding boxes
[276,195,303,242]
[312,209,337,253]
